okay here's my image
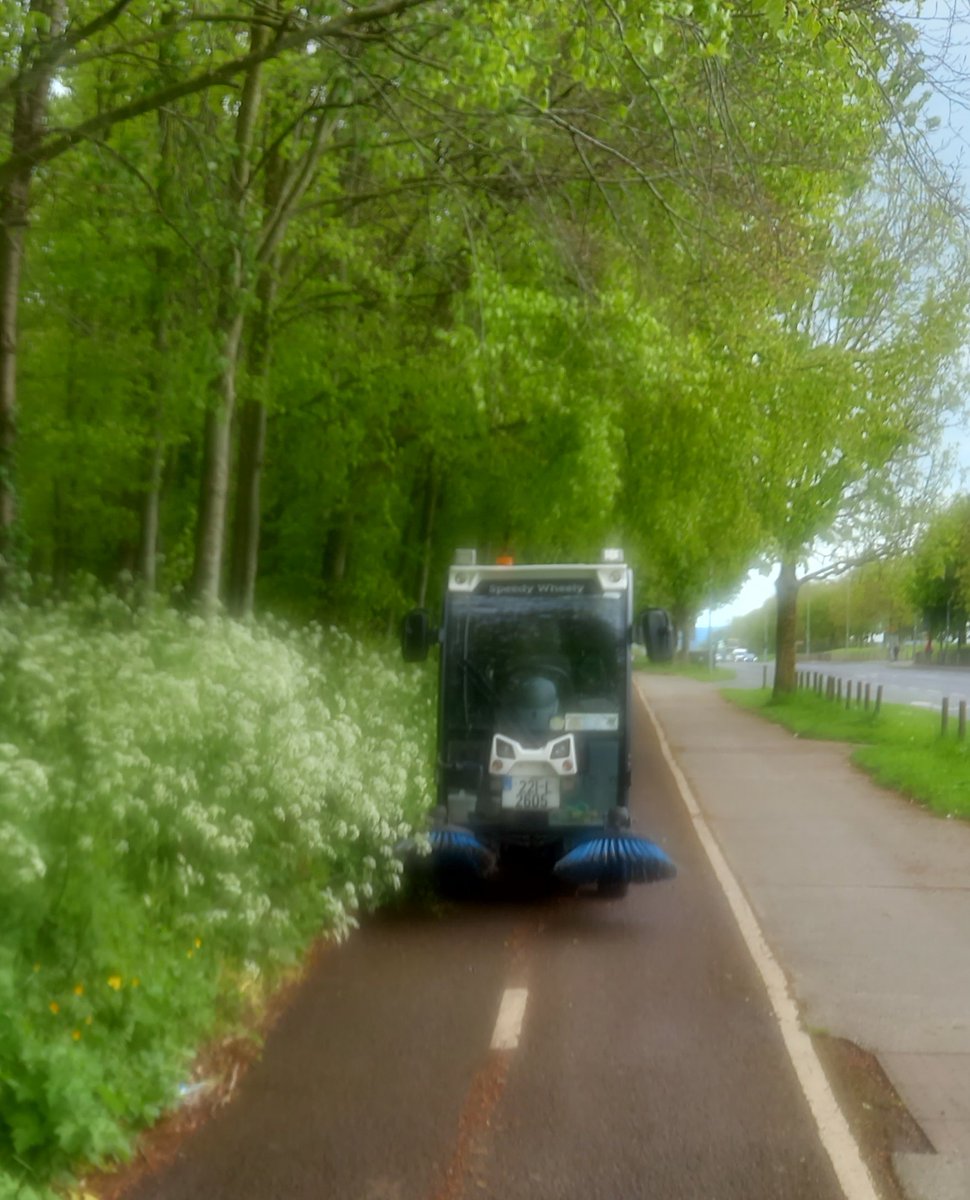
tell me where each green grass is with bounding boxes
[633,655,736,683]
[723,687,970,819]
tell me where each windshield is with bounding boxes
[443,592,627,736]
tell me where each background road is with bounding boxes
[124,701,848,1200]
[730,660,970,711]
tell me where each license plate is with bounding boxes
[501,775,561,811]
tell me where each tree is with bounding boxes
[744,145,970,696]
[908,496,970,648]
[0,0,436,598]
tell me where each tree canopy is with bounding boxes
[0,0,966,656]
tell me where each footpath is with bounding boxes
[637,674,970,1200]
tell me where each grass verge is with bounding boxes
[723,687,970,820]
[634,656,736,683]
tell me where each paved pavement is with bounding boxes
[637,674,970,1200]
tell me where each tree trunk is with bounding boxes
[0,0,67,598]
[138,267,171,595]
[138,434,165,592]
[137,11,177,598]
[224,93,343,616]
[227,390,268,617]
[227,128,288,618]
[322,518,350,589]
[0,166,28,596]
[189,23,269,612]
[671,606,688,661]
[416,460,439,608]
[190,309,245,609]
[772,558,800,698]
[682,614,697,661]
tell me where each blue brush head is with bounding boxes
[428,825,495,875]
[554,834,677,885]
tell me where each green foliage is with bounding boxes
[0,594,434,1191]
[7,0,964,628]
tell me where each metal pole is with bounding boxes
[806,589,811,658]
[845,577,850,651]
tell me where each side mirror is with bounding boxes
[639,608,674,663]
[401,608,436,662]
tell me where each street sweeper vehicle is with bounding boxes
[400,550,678,893]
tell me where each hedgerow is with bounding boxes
[0,593,434,1196]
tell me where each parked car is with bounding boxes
[731,648,758,662]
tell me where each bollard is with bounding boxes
[856,680,863,707]
[864,683,871,712]
[837,677,842,702]
[960,700,967,741]
[828,676,835,700]
[875,684,883,715]
[942,697,949,737]
[846,680,852,710]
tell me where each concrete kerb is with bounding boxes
[635,672,970,1200]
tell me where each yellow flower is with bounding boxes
[73,984,84,997]
[71,1029,81,1041]
[49,1001,60,1015]
[194,937,202,949]
[107,975,123,991]
[85,1015,93,1026]
[186,950,194,959]
[33,963,41,973]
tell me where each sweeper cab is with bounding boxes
[400,550,678,892]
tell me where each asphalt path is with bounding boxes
[125,700,848,1200]
[731,659,970,711]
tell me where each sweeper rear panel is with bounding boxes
[438,556,634,855]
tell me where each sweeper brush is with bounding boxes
[428,826,496,876]
[553,834,677,886]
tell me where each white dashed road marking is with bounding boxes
[491,988,528,1051]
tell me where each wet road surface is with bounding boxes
[126,699,848,1200]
